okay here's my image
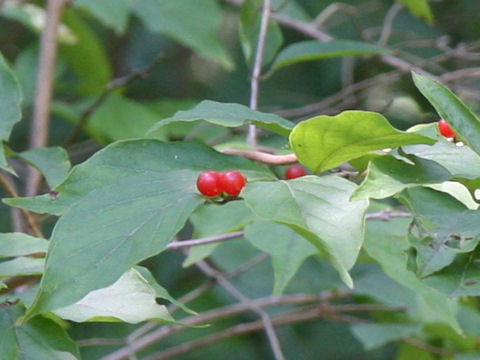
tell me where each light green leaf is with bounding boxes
[269,40,390,73]
[239,0,283,67]
[0,52,22,173]
[245,221,317,295]
[400,187,480,277]
[364,218,461,332]
[74,0,132,34]
[89,94,165,143]
[243,175,369,288]
[0,233,48,257]
[60,10,112,95]
[0,257,44,278]
[398,0,433,24]
[53,267,177,323]
[351,323,420,350]
[147,100,294,138]
[19,147,71,189]
[412,72,480,156]
[352,155,451,200]
[18,140,274,320]
[133,0,233,70]
[289,111,434,173]
[0,305,80,360]
[396,343,435,360]
[184,200,254,267]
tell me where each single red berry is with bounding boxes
[285,164,307,180]
[197,170,222,197]
[438,119,455,138]
[219,170,246,196]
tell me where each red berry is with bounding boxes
[285,164,307,180]
[197,170,222,197]
[438,119,455,138]
[219,170,246,196]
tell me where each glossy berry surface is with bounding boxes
[285,164,307,180]
[219,170,246,196]
[197,170,222,197]
[438,119,455,138]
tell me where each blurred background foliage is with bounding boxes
[1,0,480,359]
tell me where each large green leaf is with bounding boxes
[400,187,480,277]
[352,155,451,200]
[0,305,80,360]
[350,323,420,350]
[412,72,480,156]
[0,52,22,173]
[0,257,44,278]
[74,0,132,34]
[53,267,176,323]
[19,147,71,189]
[132,0,233,70]
[0,233,48,257]
[245,221,317,295]
[147,100,294,138]
[243,175,369,288]
[398,0,433,24]
[364,218,461,332]
[269,40,390,73]
[289,111,434,173]
[16,140,273,320]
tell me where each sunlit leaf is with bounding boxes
[398,0,433,24]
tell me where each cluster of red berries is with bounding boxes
[438,119,455,138]
[197,170,246,197]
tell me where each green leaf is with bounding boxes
[412,72,480,156]
[400,187,480,277]
[398,0,434,24]
[352,155,451,200]
[60,10,112,95]
[364,218,461,332]
[19,140,274,320]
[0,305,80,360]
[74,0,132,34]
[147,100,294,138]
[289,111,434,173]
[88,94,165,143]
[245,221,317,295]
[184,200,254,267]
[0,52,22,173]
[396,343,435,360]
[243,175,369,288]
[132,0,233,70]
[53,267,177,323]
[455,355,480,360]
[0,257,44,278]
[18,147,71,189]
[350,323,420,350]
[269,40,390,74]
[0,233,48,257]
[239,0,283,67]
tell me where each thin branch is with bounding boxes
[365,210,411,221]
[403,337,455,357]
[377,2,403,46]
[166,230,244,250]
[221,149,297,164]
[26,0,66,197]
[247,0,272,147]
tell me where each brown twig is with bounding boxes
[221,149,297,165]
[166,230,244,250]
[26,0,66,197]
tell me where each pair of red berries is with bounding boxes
[438,119,455,138]
[197,170,246,197]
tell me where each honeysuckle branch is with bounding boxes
[247,0,272,147]
[166,230,244,250]
[221,149,297,164]
[26,0,67,197]
[377,2,403,46]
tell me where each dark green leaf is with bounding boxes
[18,140,273,320]
[245,221,317,295]
[398,0,434,24]
[289,111,434,173]
[0,233,48,257]
[352,155,451,200]
[243,175,369,288]
[412,72,480,156]
[147,100,294,138]
[350,323,420,350]
[269,40,390,73]
[132,0,233,70]
[74,0,132,34]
